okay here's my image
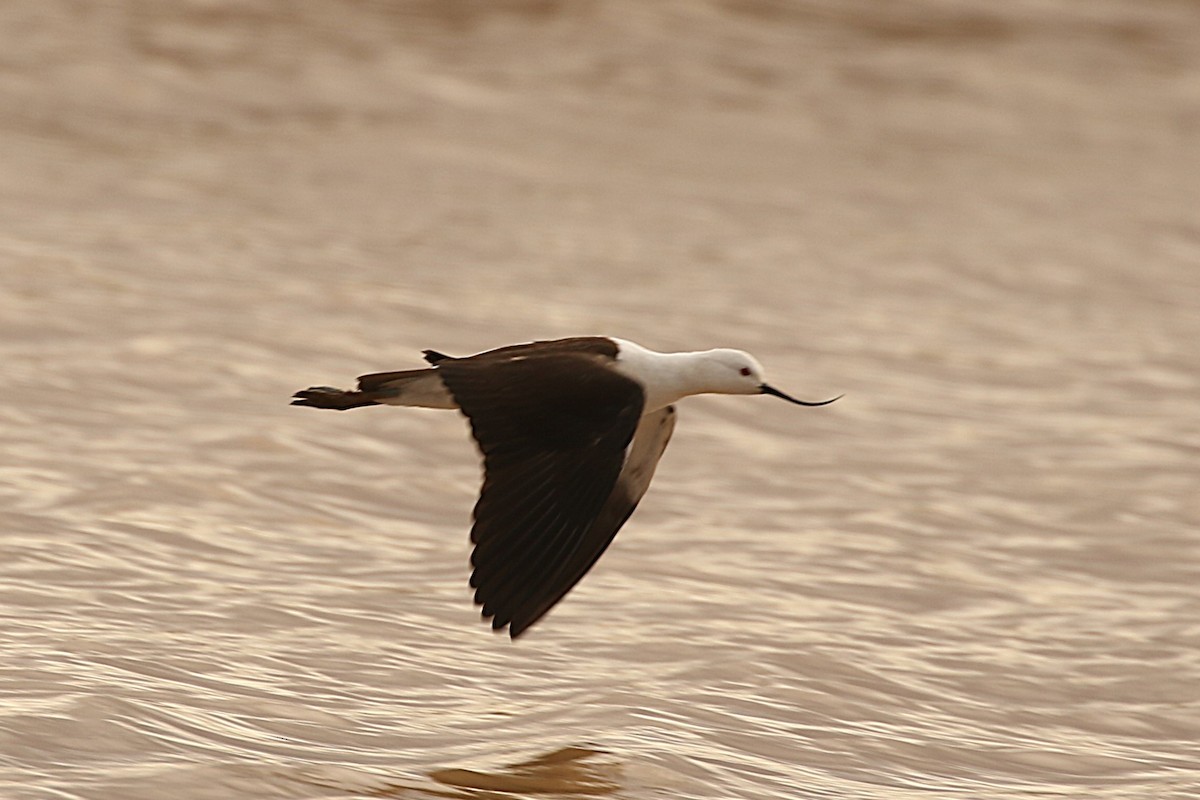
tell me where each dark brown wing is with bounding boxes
[468,336,619,363]
[507,405,677,637]
[435,350,644,637]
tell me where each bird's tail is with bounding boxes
[292,367,457,410]
[290,386,381,410]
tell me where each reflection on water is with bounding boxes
[427,747,617,798]
[2,1,1198,799]
[294,747,617,798]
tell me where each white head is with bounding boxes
[697,348,841,406]
[696,349,769,395]
[608,338,840,410]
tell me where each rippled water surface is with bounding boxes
[2,2,1199,798]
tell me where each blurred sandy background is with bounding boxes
[2,2,1199,798]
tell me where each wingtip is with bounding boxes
[477,603,528,640]
[488,612,517,637]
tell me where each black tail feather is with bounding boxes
[291,386,380,410]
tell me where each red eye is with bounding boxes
[739,367,752,377]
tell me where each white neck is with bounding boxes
[610,339,732,412]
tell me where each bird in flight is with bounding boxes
[293,336,839,638]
